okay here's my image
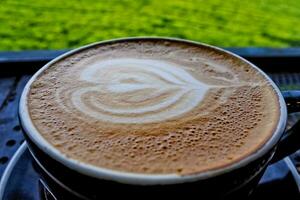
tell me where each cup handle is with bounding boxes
[271,90,300,163]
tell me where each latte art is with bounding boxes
[62,58,211,123]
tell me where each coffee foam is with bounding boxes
[28,39,280,175]
[66,58,211,123]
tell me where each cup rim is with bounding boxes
[19,36,287,185]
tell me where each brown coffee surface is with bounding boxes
[28,39,280,175]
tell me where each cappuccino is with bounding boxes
[28,39,279,175]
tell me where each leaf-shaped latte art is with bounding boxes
[69,58,211,123]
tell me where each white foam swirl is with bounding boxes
[68,58,210,123]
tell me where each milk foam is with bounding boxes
[28,40,280,175]
[65,58,211,123]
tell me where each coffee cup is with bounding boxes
[19,37,300,199]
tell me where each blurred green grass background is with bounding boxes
[0,0,300,50]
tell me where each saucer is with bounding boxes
[0,143,299,199]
